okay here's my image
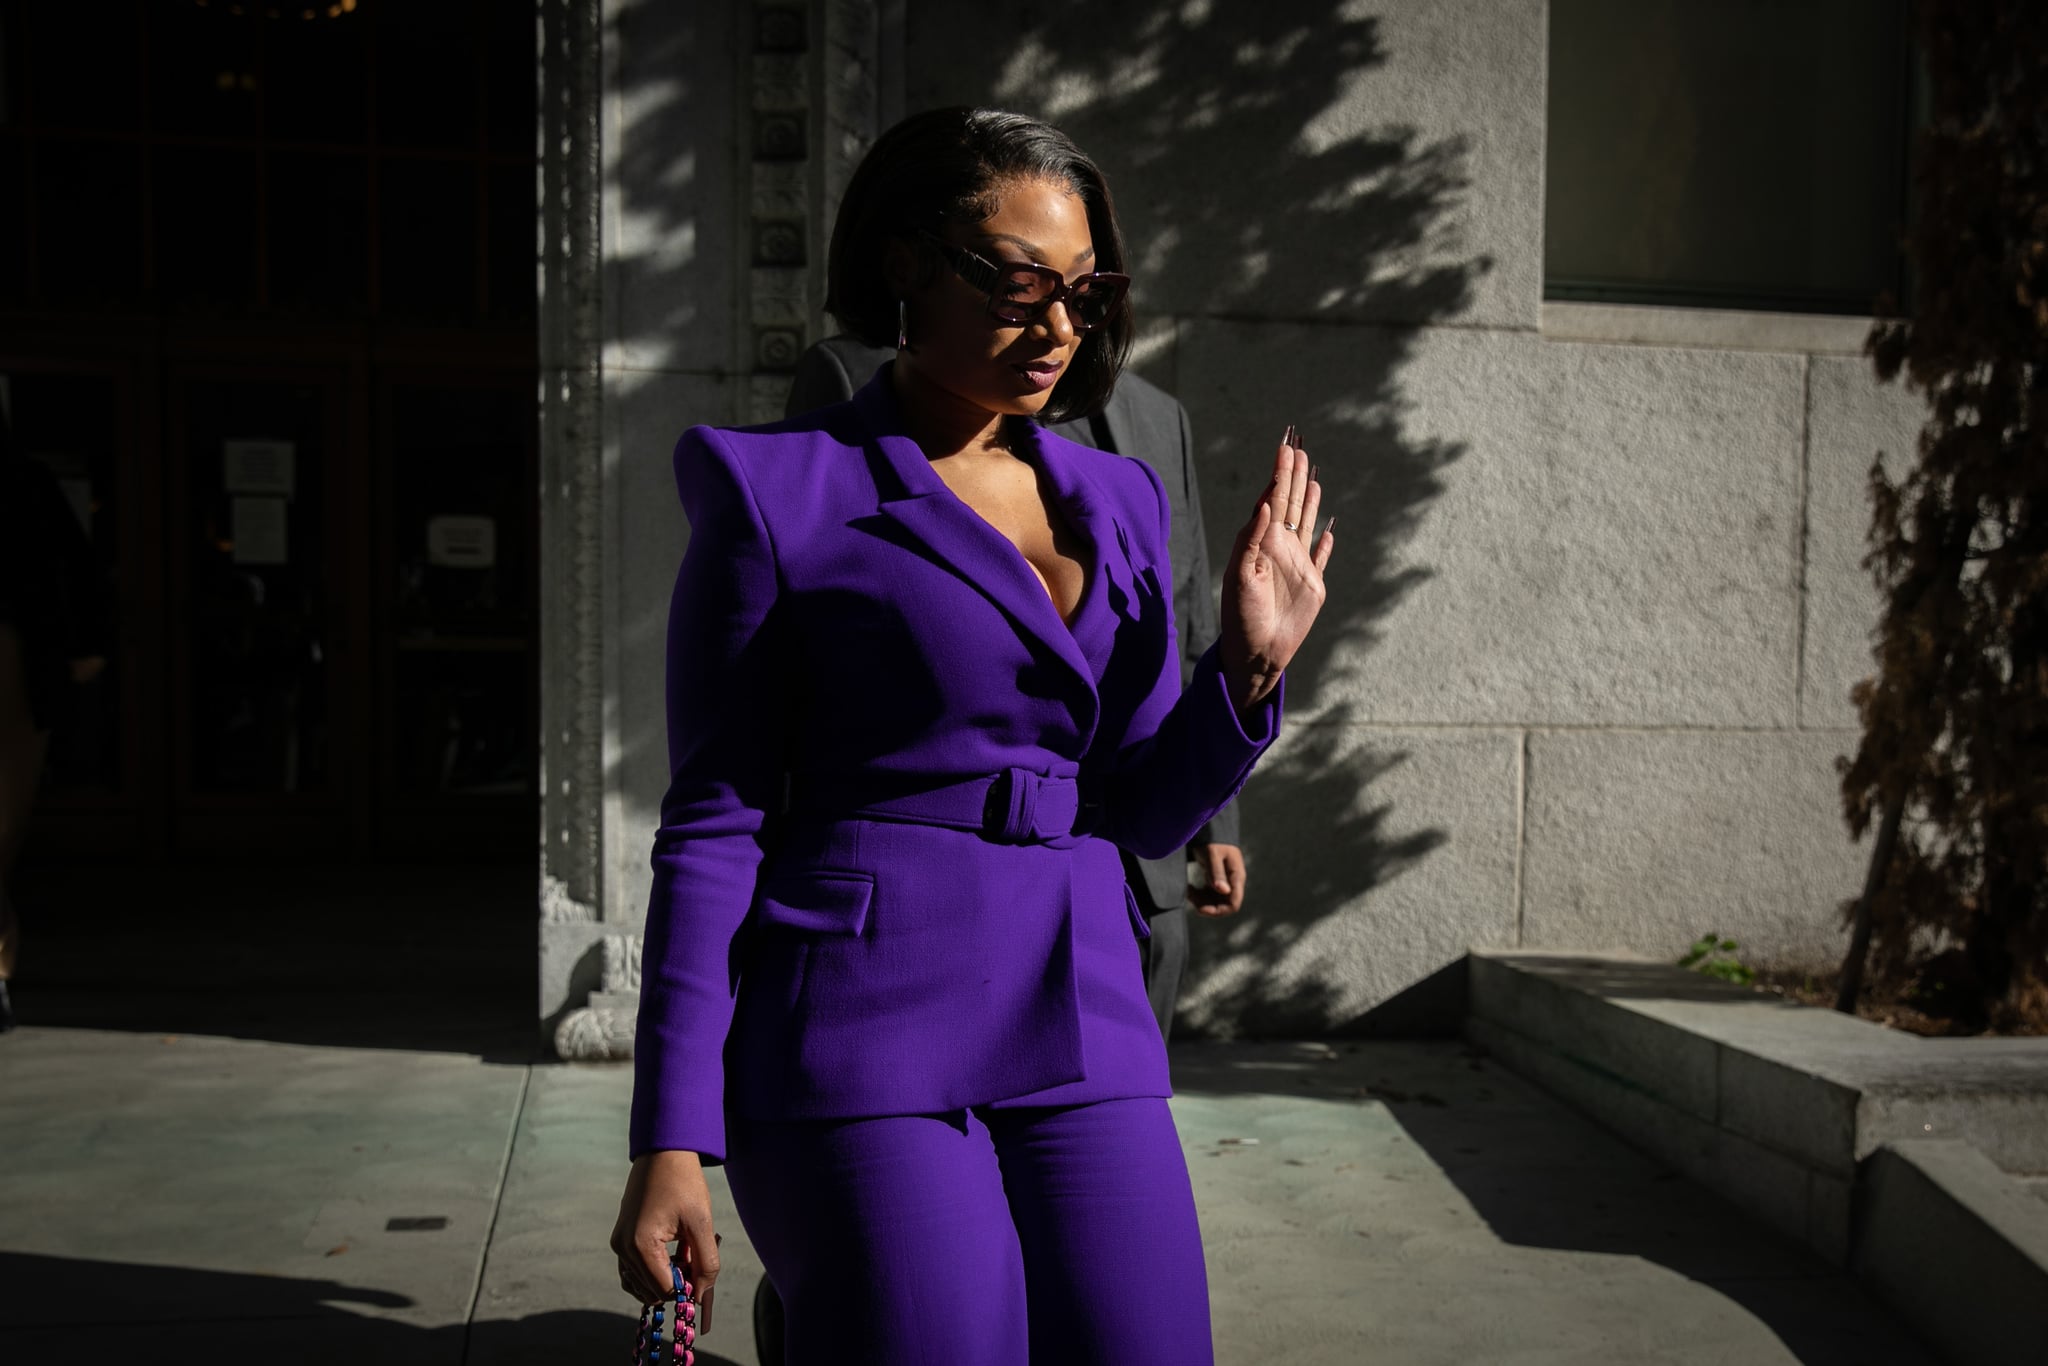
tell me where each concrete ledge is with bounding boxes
[1469,952,2048,1177]
[1468,951,2048,1366]
[1856,1141,2048,1366]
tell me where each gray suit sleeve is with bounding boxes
[1166,401,1240,850]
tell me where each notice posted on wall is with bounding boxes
[223,440,296,499]
[427,515,497,569]
[232,496,289,565]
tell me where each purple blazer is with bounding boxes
[630,370,1282,1160]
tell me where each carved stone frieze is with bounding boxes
[554,1005,636,1061]
[752,55,808,112]
[748,375,793,425]
[746,0,814,384]
[538,0,605,931]
[541,873,598,925]
[555,950,641,1061]
[751,162,810,221]
[821,0,882,248]
[751,267,811,328]
[544,0,887,1046]
[602,933,644,993]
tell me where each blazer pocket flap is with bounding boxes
[1124,883,1152,941]
[758,872,874,936]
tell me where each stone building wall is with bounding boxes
[906,0,1926,1035]
[544,0,1923,1043]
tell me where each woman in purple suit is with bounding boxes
[611,107,1334,1365]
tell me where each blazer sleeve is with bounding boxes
[630,427,787,1162]
[1097,458,1280,861]
[1164,400,1242,851]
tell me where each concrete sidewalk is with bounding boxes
[0,1023,1943,1365]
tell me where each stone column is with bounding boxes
[537,0,612,1050]
[546,0,895,1061]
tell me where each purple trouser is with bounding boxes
[724,1097,1213,1366]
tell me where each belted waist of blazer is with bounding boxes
[788,767,1104,848]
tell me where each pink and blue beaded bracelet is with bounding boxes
[633,1261,698,1366]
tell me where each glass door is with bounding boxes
[374,370,538,854]
[166,365,361,854]
[0,355,156,855]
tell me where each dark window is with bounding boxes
[267,9,370,144]
[0,0,536,322]
[33,140,145,306]
[379,156,479,320]
[269,152,370,314]
[23,0,144,133]
[0,140,27,301]
[153,145,262,312]
[486,161,536,322]
[145,0,262,140]
[375,0,477,151]
[483,2,534,157]
[1545,0,1913,315]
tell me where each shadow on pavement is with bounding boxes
[1171,1040,1942,1366]
[0,1252,743,1366]
[6,860,538,1061]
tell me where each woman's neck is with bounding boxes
[890,360,1016,462]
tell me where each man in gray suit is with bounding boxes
[782,337,1249,1033]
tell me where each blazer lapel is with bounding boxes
[854,372,1102,707]
[1087,380,1161,625]
[1023,423,1142,683]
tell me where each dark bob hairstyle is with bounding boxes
[825,107,1133,426]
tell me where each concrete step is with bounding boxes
[1466,950,2048,1366]
[1858,1141,2048,1366]
[1468,951,2048,1177]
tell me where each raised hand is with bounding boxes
[1219,426,1335,717]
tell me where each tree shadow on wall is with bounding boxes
[592,0,745,967]
[930,3,1493,1035]
[599,1,1496,1037]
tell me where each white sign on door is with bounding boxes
[427,515,497,569]
[232,497,289,565]
[223,440,296,499]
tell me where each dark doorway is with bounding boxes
[1,1,539,1036]
[2,0,539,863]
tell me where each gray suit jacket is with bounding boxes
[784,336,1240,912]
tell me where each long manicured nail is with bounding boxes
[1326,516,1338,536]
[1283,424,1297,448]
[1310,463,1319,483]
